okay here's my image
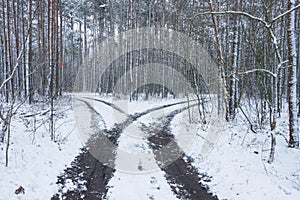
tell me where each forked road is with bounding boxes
[52,96,217,200]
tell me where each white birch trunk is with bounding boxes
[230,14,239,119]
[287,0,299,148]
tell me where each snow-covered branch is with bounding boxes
[0,5,39,94]
[0,30,29,92]
[0,52,23,92]
[271,4,300,23]
[191,4,300,27]
[190,11,269,27]
[237,69,277,78]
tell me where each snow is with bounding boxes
[107,132,178,200]
[0,97,83,200]
[171,106,300,200]
[106,97,187,200]
[1,93,299,200]
[107,170,178,200]
[196,135,300,200]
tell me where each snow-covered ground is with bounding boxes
[0,96,83,200]
[171,105,300,200]
[106,99,187,200]
[1,94,299,200]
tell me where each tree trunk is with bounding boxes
[2,0,9,102]
[6,0,14,99]
[21,0,27,98]
[287,0,299,148]
[50,0,55,141]
[55,0,59,96]
[207,0,229,121]
[59,1,63,96]
[12,0,21,97]
[229,0,239,119]
[28,0,33,104]
[5,116,11,167]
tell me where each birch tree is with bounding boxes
[287,0,299,148]
[193,2,300,129]
[229,0,240,119]
[207,0,229,120]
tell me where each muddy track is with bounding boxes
[143,106,218,200]
[75,99,107,130]
[52,100,120,199]
[52,98,193,199]
[83,96,198,118]
[83,97,128,115]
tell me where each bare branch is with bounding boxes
[0,5,39,93]
[0,41,26,92]
[271,4,300,23]
[190,11,269,27]
[190,4,300,27]
[237,69,277,78]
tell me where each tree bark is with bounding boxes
[229,0,240,119]
[28,0,33,104]
[287,0,299,148]
[2,0,9,102]
[207,0,229,120]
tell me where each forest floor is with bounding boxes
[0,93,300,200]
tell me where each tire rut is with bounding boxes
[142,105,218,200]
[52,98,193,199]
[52,100,120,199]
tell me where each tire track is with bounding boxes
[83,96,198,118]
[52,97,193,199]
[83,97,128,115]
[52,99,119,199]
[141,105,218,200]
[76,98,107,130]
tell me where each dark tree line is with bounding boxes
[0,0,63,102]
[0,0,299,150]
